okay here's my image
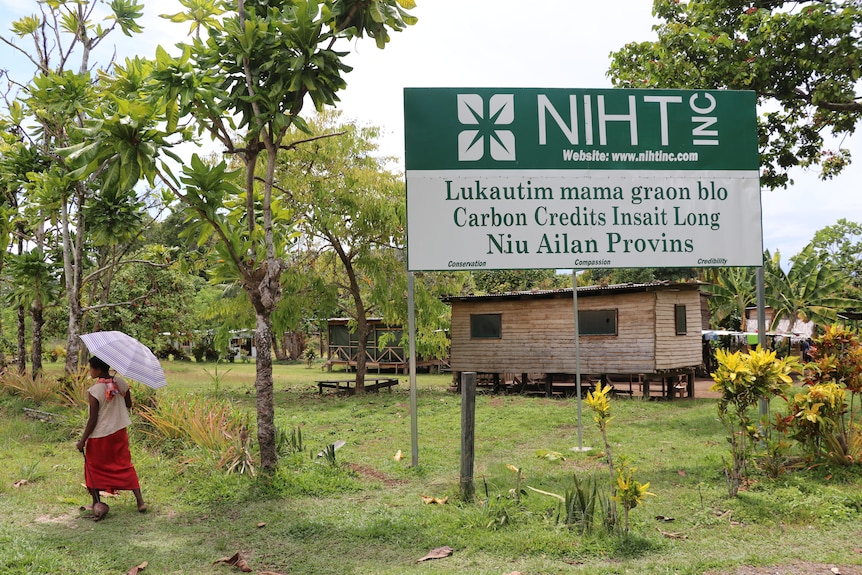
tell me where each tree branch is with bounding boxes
[82,259,168,286]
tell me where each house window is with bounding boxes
[470,313,502,339]
[675,304,687,335]
[579,309,617,336]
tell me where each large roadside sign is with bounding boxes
[404,88,762,271]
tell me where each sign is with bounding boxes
[404,88,763,271]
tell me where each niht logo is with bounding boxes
[457,94,516,161]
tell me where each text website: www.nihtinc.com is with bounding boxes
[563,149,700,163]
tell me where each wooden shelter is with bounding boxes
[446,282,707,398]
[324,318,449,373]
[324,318,406,372]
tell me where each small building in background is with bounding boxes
[324,318,450,374]
[445,282,708,398]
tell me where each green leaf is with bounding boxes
[11,15,40,36]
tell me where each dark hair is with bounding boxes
[88,356,111,372]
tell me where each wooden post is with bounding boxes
[460,371,476,502]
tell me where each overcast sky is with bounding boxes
[2,0,859,268]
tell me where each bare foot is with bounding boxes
[137,503,148,513]
[93,502,109,521]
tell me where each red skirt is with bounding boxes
[84,428,140,491]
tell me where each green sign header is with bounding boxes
[404,88,759,172]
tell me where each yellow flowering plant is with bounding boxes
[585,383,615,480]
[612,457,655,534]
[791,326,862,465]
[710,347,799,496]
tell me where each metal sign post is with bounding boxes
[408,272,419,467]
[572,270,591,452]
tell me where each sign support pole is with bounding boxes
[572,270,590,452]
[757,266,769,419]
[460,371,476,501]
[408,271,419,467]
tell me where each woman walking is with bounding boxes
[76,356,147,518]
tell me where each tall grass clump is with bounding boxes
[137,395,255,473]
[57,367,91,407]
[0,371,61,403]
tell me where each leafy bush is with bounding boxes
[710,348,799,496]
[789,326,862,465]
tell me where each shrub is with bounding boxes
[710,347,799,496]
[790,326,862,465]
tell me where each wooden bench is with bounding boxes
[317,377,399,395]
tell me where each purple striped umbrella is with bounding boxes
[80,331,168,389]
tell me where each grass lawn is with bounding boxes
[1,361,861,574]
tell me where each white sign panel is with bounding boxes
[404,88,763,271]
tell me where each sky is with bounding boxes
[1,0,859,268]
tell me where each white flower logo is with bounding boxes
[457,94,516,161]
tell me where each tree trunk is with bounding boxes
[245,254,284,473]
[282,330,304,361]
[354,314,369,394]
[30,303,44,377]
[16,305,26,375]
[63,189,86,374]
[253,310,277,471]
[272,331,287,361]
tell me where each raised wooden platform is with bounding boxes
[317,377,399,395]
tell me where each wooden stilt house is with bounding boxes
[445,281,708,398]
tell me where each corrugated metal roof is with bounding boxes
[444,280,702,303]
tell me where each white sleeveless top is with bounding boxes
[87,375,132,438]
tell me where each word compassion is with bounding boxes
[444,179,729,256]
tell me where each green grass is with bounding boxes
[1,361,861,574]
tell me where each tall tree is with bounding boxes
[1,0,149,374]
[810,218,862,297]
[608,0,862,189]
[280,111,404,393]
[4,248,60,375]
[150,0,416,470]
[765,244,862,330]
[472,269,567,294]
[702,265,757,330]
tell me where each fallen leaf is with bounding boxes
[125,561,148,575]
[654,515,675,522]
[503,572,522,575]
[13,480,29,488]
[258,572,288,575]
[257,522,266,528]
[657,528,688,540]
[678,469,687,477]
[417,546,453,562]
[394,450,403,461]
[421,495,448,505]
[213,552,252,572]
